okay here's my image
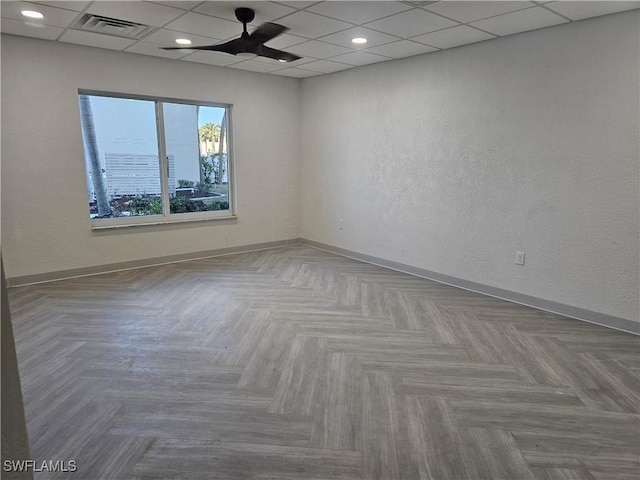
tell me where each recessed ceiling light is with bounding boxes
[21,10,44,19]
[278,59,287,63]
[175,38,192,45]
[351,37,367,45]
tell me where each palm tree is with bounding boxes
[198,122,220,154]
[79,95,110,217]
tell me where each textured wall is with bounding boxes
[300,12,639,322]
[1,35,301,278]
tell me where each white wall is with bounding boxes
[163,103,201,185]
[300,11,639,322]
[1,35,301,278]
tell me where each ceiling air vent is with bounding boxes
[71,14,155,39]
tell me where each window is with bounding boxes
[78,91,234,228]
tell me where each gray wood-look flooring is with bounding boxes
[8,245,640,479]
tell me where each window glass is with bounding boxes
[79,95,161,218]
[163,103,230,214]
[78,92,233,226]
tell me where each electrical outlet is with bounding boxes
[338,219,344,230]
[515,251,526,266]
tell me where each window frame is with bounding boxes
[78,89,236,230]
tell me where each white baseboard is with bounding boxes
[302,239,639,336]
[7,238,302,287]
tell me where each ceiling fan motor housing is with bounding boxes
[235,8,256,25]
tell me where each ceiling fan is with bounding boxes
[163,7,301,63]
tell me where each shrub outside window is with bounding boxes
[78,91,234,228]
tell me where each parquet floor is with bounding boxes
[8,245,640,479]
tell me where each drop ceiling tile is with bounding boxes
[412,25,495,49]
[285,39,352,59]
[469,6,568,36]
[262,32,308,50]
[544,1,639,21]
[307,1,412,24]
[59,29,136,50]
[124,40,193,59]
[272,67,320,77]
[31,1,91,12]
[193,1,296,24]
[253,53,315,67]
[274,2,322,9]
[0,17,63,40]
[329,50,390,66]
[365,8,459,38]
[164,11,240,39]
[319,26,401,49]
[140,28,221,46]
[297,59,353,73]
[145,1,204,10]
[227,59,287,73]
[424,1,535,24]
[276,10,352,38]
[1,2,79,28]
[365,39,438,58]
[180,50,243,66]
[86,1,185,27]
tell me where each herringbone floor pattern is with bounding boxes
[8,245,640,479]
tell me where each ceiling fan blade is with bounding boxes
[160,14,299,61]
[248,23,288,45]
[254,45,301,63]
[162,39,242,54]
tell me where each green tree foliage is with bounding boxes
[200,155,214,184]
[127,195,228,215]
[199,122,220,144]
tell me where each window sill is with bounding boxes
[91,214,237,230]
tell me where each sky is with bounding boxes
[198,106,225,128]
